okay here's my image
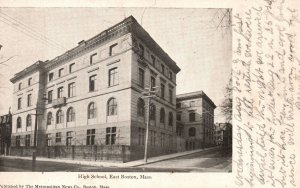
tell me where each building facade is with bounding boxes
[0,112,12,155]
[9,16,180,161]
[214,123,232,146]
[176,91,216,151]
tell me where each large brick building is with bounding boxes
[9,16,180,161]
[176,91,216,151]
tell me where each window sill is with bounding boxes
[108,84,119,88]
[89,90,98,93]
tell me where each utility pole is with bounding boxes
[142,86,158,163]
[32,107,38,171]
[31,95,48,171]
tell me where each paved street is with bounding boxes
[139,147,232,172]
[0,147,231,172]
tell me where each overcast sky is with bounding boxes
[0,8,231,122]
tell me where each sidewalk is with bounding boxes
[2,146,220,168]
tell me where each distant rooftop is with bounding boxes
[176,91,216,108]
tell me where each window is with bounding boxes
[139,44,144,57]
[66,131,73,146]
[48,90,53,104]
[190,101,195,107]
[18,97,22,110]
[160,84,165,99]
[16,136,21,147]
[67,107,75,122]
[151,55,156,66]
[150,77,156,89]
[69,63,75,73]
[107,98,117,116]
[177,113,181,121]
[56,110,64,124]
[25,134,30,147]
[106,127,116,145]
[169,135,173,147]
[17,117,21,128]
[189,112,196,122]
[138,128,145,145]
[86,129,95,145]
[89,75,97,92]
[18,83,22,90]
[58,68,64,77]
[68,82,76,97]
[88,102,96,119]
[108,68,118,86]
[169,89,173,103]
[150,130,156,146]
[90,53,97,65]
[26,115,32,127]
[138,68,144,88]
[150,104,156,120]
[160,108,165,124]
[168,112,173,126]
[57,87,64,98]
[189,127,196,137]
[176,126,183,136]
[55,132,62,143]
[47,112,52,125]
[176,103,181,108]
[169,71,173,80]
[49,72,54,81]
[109,43,118,56]
[28,78,32,86]
[27,94,32,107]
[161,133,165,147]
[161,64,165,74]
[46,134,51,146]
[137,98,145,117]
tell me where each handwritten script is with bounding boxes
[232,0,299,187]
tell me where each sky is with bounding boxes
[0,8,231,122]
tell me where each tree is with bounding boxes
[220,74,232,123]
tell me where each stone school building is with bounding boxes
[9,16,180,162]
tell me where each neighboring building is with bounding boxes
[0,112,12,155]
[9,16,180,161]
[214,123,232,146]
[176,91,216,151]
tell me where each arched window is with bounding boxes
[168,112,173,126]
[107,98,117,116]
[88,102,96,119]
[150,103,156,120]
[26,115,32,127]
[160,108,165,123]
[137,98,145,117]
[67,107,75,122]
[17,117,22,128]
[189,127,196,137]
[56,110,64,124]
[47,112,52,125]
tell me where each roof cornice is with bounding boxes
[10,61,45,83]
[10,15,181,82]
[176,91,216,108]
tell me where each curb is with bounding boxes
[131,146,220,167]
